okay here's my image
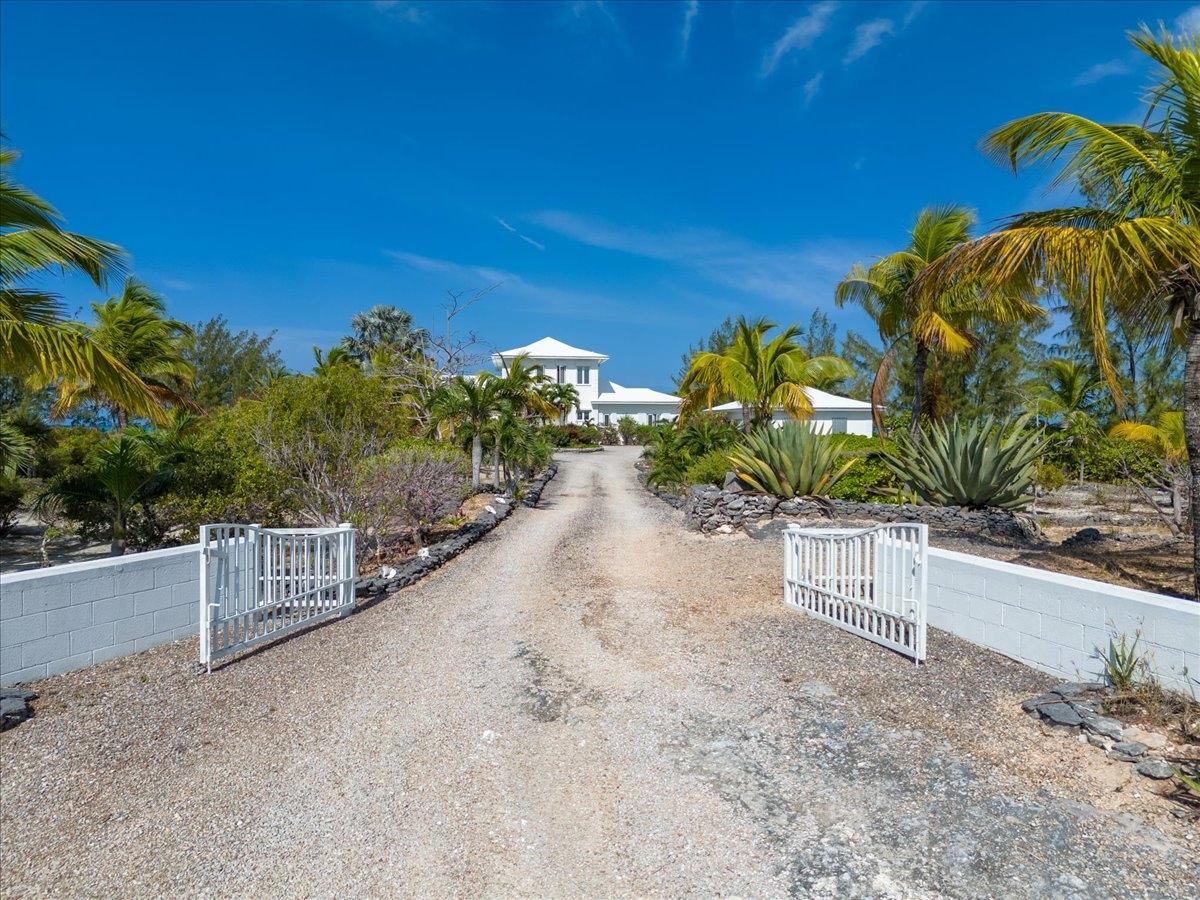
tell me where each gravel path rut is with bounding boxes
[2,448,1197,898]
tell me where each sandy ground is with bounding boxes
[1,448,1197,898]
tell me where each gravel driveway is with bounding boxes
[2,448,1197,898]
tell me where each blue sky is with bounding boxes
[2,0,1195,389]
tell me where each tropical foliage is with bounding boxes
[727,424,857,499]
[879,416,1048,511]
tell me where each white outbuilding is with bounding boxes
[709,388,875,436]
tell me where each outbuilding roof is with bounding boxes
[710,387,872,412]
[592,381,681,405]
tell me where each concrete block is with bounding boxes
[171,624,195,641]
[2,663,47,685]
[1057,590,1106,628]
[983,572,1023,603]
[19,583,73,614]
[21,633,70,667]
[92,640,137,665]
[1057,644,1103,682]
[1003,605,1040,635]
[134,634,171,653]
[114,613,156,643]
[154,562,196,588]
[958,615,986,645]
[1019,633,1062,671]
[1,613,48,648]
[171,581,198,609]
[113,567,155,596]
[47,604,93,635]
[1150,613,1200,654]
[154,605,189,633]
[968,596,1004,626]
[0,646,22,675]
[1041,617,1085,649]
[0,588,21,620]
[983,621,1021,658]
[72,573,116,603]
[47,651,94,677]
[92,594,135,625]
[1017,585,1061,617]
[70,622,115,655]
[133,586,175,616]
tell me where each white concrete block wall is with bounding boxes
[926,547,1200,694]
[1,545,200,685]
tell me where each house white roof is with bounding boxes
[492,336,609,362]
[593,381,681,406]
[711,387,871,412]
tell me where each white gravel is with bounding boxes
[2,447,1197,898]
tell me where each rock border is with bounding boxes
[1,688,36,731]
[1022,682,1187,785]
[354,463,559,598]
[642,476,1037,540]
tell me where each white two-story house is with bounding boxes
[491,336,874,435]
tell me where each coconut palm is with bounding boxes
[836,206,1044,435]
[53,277,194,427]
[1031,358,1101,423]
[493,353,556,419]
[678,316,853,433]
[919,29,1200,588]
[430,375,502,489]
[1,145,160,419]
[312,345,356,376]
[539,381,579,424]
[1112,411,1187,528]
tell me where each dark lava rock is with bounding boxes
[1049,681,1106,698]
[1080,713,1125,741]
[1021,693,1065,713]
[1108,742,1148,762]
[1134,759,1175,780]
[1039,702,1084,728]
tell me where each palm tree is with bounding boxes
[1111,410,1187,529]
[539,381,579,424]
[1030,358,1102,483]
[430,375,501,489]
[340,304,428,363]
[493,353,556,420]
[1,145,160,419]
[836,206,1044,435]
[53,277,194,427]
[678,316,853,432]
[46,432,173,555]
[919,29,1199,589]
[312,345,356,376]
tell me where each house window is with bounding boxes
[648,413,659,425]
[832,417,848,434]
[555,365,567,384]
[576,366,589,385]
[534,365,543,378]
[603,413,611,426]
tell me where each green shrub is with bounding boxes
[684,450,732,487]
[880,415,1048,510]
[728,424,857,498]
[1034,460,1066,493]
[541,423,602,448]
[1050,432,1164,484]
[826,434,901,503]
[617,416,639,443]
[678,414,741,457]
[0,474,23,536]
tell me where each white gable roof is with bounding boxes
[492,336,608,362]
[711,387,871,412]
[593,381,681,405]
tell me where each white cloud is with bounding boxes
[680,0,699,59]
[519,235,546,252]
[844,18,894,64]
[760,2,839,78]
[1176,5,1200,35]
[493,216,545,251]
[902,0,929,28]
[1073,58,1131,87]
[803,71,824,107]
[370,0,427,25]
[493,216,517,233]
[528,210,878,307]
[387,250,684,325]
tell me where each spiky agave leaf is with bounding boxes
[727,424,857,499]
[880,415,1048,510]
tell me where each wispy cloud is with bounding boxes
[528,210,878,306]
[493,216,545,251]
[387,250,687,326]
[803,71,824,107]
[844,18,894,64]
[566,0,627,49]
[760,2,839,79]
[369,0,428,26]
[1177,5,1200,34]
[902,0,929,28]
[1073,58,1131,87]
[679,0,699,60]
[159,277,195,292]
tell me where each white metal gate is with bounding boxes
[199,523,357,669]
[783,523,927,662]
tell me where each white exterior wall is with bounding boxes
[926,547,1199,694]
[720,409,874,436]
[1,545,200,685]
[502,355,601,420]
[593,405,679,426]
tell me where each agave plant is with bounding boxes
[727,424,857,499]
[880,415,1048,510]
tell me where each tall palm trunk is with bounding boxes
[741,406,752,434]
[470,433,482,490]
[492,442,501,490]
[871,341,899,437]
[111,508,127,556]
[1184,304,1200,597]
[910,343,930,437]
